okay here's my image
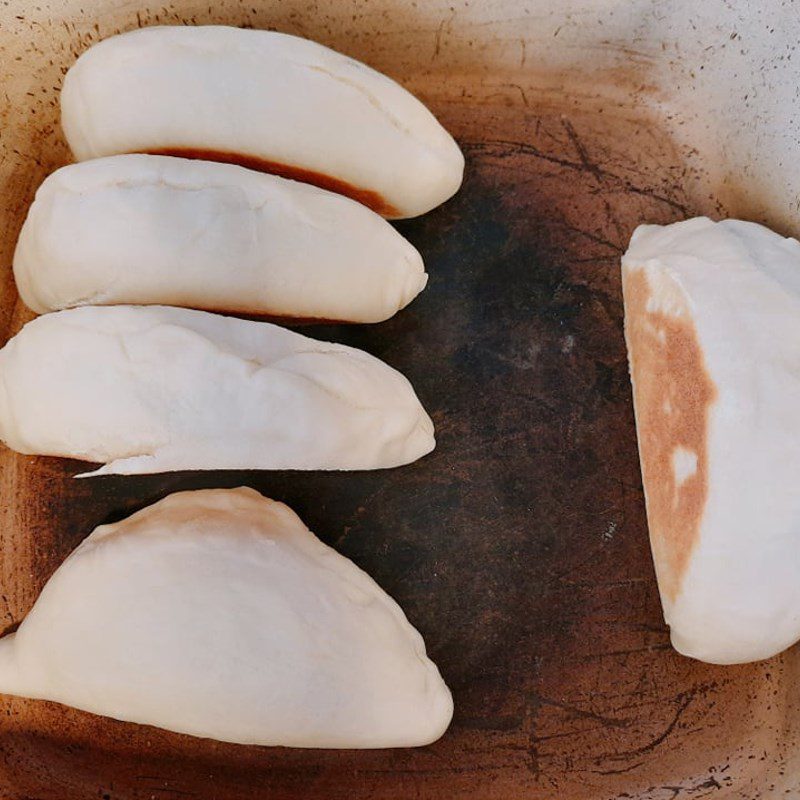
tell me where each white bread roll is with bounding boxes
[622,216,800,664]
[13,155,427,322]
[60,26,464,219]
[0,488,453,747]
[0,305,434,475]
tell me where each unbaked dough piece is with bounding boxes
[0,488,453,747]
[0,305,435,475]
[61,26,464,218]
[14,154,427,322]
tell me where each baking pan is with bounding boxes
[1,1,799,797]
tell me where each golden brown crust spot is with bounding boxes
[204,308,360,326]
[623,268,717,602]
[142,148,401,218]
[62,297,373,324]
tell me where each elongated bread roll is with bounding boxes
[13,155,427,321]
[14,155,427,322]
[0,305,434,475]
[0,488,453,747]
[622,216,800,664]
[61,26,464,219]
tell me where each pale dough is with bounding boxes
[61,26,464,218]
[14,154,427,322]
[0,305,435,474]
[0,488,453,747]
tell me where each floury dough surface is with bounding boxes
[0,305,435,475]
[622,216,800,664]
[14,154,427,322]
[0,488,453,747]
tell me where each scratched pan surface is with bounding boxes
[1,2,800,799]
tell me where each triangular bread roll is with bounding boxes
[0,488,453,747]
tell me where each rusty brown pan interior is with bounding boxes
[1,3,798,799]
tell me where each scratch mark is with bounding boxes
[0,595,14,623]
[566,225,624,254]
[432,10,455,62]
[602,196,626,246]
[578,643,673,661]
[624,181,690,213]
[536,695,632,728]
[561,117,604,182]
[588,760,646,775]
[503,82,530,108]
[604,694,695,762]
[463,139,689,215]
[433,17,446,60]
[462,138,591,173]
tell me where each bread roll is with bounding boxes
[13,154,426,321]
[622,216,800,664]
[0,488,453,747]
[61,26,464,219]
[0,305,434,475]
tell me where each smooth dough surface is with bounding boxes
[61,25,465,218]
[0,305,434,475]
[0,488,453,747]
[13,154,427,321]
[622,216,800,664]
